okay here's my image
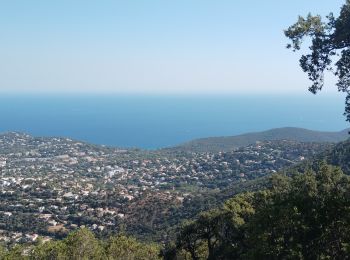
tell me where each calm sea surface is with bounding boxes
[0,94,347,149]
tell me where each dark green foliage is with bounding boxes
[285,0,350,121]
[321,139,350,173]
[63,228,105,260]
[30,240,66,260]
[0,228,160,260]
[106,235,160,260]
[289,139,350,175]
[173,163,350,259]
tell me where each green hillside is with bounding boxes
[290,139,350,176]
[171,127,350,152]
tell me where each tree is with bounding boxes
[3,244,28,260]
[285,0,350,121]
[106,235,160,260]
[30,240,66,260]
[176,221,204,260]
[246,164,350,259]
[63,228,105,260]
[174,163,350,259]
[0,245,6,259]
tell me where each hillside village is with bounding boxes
[0,132,333,244]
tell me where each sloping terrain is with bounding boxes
[171,127,349,152]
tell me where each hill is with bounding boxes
[289,138,350,176]
[170,127,350,152]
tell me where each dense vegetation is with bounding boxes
[165,163,350,259]
[0,228,160,260]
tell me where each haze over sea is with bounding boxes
[0,94,347,149]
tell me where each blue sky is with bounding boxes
[0,0,345,94]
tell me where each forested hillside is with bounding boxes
[171,127,349,152]
[166,163,350,259]
[289,139,350,176]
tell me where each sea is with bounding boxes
[0,94,348,149]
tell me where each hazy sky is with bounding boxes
[0,0,345,94]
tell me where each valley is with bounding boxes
[0,130,336,244]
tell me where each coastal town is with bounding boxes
[0,132,332,244]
